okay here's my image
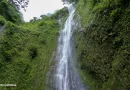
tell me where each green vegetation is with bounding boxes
[51,7,68,20]
[0,17,59,90]
[74,0,130,90]
[0,0,22,24]
[0,15,6,26]
[0,1,68,90]
[1,0,130,89]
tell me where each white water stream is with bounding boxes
[55,4,87,90]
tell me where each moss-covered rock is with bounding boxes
[74,0,130,90]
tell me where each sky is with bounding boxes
[21,0,64,22]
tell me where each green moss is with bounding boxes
[74,0,130,90]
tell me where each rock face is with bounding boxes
[73,0,130,90]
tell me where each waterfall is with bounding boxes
[55,4,87,90]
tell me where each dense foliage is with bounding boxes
[0,15,6,26]
[1,0,130,89]
[0,0,22,24]
[51,7,68,20]
[74,0,130,90]
[0,2,68,90]
[0,17,60,90]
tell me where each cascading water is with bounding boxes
[55,4,87,90]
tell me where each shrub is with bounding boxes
[29,46,38,59]
[0,15,6,26]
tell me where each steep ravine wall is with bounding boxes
[73,0,130,90]
[0,7,69,90]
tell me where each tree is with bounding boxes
[8,0,29,11]
[61,0,79,4]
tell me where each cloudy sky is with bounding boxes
[21,0,64,22]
